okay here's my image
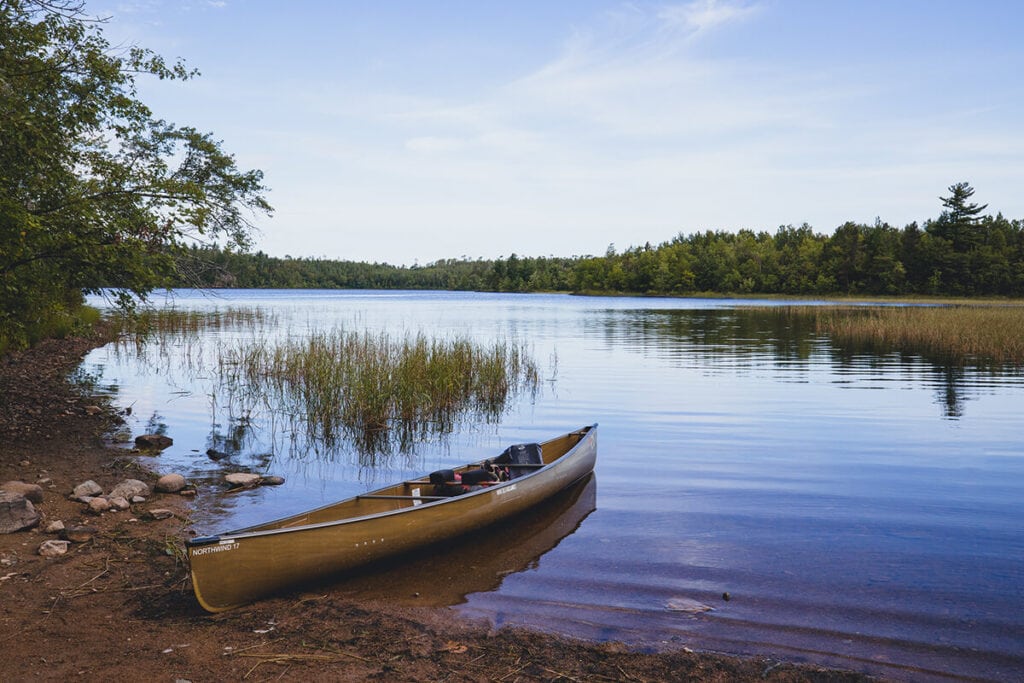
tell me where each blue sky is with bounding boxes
[94,1,1024,265]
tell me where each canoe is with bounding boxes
[186,424,598,612]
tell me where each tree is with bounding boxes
[0,0,271,348]
[925,182,988,293]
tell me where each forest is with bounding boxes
[175,183,1024,298]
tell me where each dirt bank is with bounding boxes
[0,328,875,681]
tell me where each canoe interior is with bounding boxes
[220,426,594,537]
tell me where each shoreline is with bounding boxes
[0,329,875,681]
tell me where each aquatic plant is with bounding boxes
[216,329,540,454]
[776,305,1024,367]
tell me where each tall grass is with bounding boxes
[778,305,1024,366]
[217,329,540,453]
[116,307,271,340]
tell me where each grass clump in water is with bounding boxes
[219,329,539,452]
[778,304,1024,367]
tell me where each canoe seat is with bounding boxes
[495,443,543,479]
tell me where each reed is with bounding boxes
[217,329,540,452]
[776,305,1024,366]
[117,307,271,337]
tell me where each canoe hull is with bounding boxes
[187,425,597,612]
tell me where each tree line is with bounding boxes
[176,183,1024,298]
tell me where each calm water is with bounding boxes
[82,290,1024,681]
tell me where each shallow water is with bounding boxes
[82,290,1024,681]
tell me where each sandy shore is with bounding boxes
[0,328,875,681]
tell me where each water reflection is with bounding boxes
[595,307,1022,419]
[293,474,597,606]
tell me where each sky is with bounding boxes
[92,0,1024,266]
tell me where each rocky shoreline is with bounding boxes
[0,328,875,681]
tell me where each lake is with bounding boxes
[82,289,1024,681]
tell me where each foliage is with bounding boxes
[0,0,270,350]
[173,182,1024,299]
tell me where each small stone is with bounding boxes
[108,496,131,511]
[36,477,53,487]
[155,473,186,493]
[84,405,103,415]
[722,592,731,601]
[259,476,285,486]
[44,520,65,534]
[61,526,96,543]
[135,434,173,450]
[178,489,197,498]
[206,448,228,460]
[1,481,44,504]
[147,508,174,520]
[131,495,146,504]
[72,480,103,500]
[666,597,714,614]
[224,473,261,488]
[109,479,149,500]
[38,540,69,557]
[87,497,111,514]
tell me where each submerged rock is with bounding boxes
[224,473,261,488]
[666,597,714,614]
[260,476,285,486]
[135,434,173,450]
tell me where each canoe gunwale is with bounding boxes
[186,424,597,548]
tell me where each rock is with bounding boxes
[62,526,96,543]
[224,472,261,488]
[260,476,285,486]
[108,496,131,511]
[44,520,65,534]
[72,480,103,500]
[36,477,53,487]
[38,540,69,557]
[131,495,146,504]
[109,479,149,500]
[666,597,714,614]
[1,481,44,504]
[147,508,174,520]
[0,491,40,533]
[206,448,228,460]
[84,405,103,415]
[87,497,111,514]
[135,434,173,450]
[179,489,197,497]
[155,473,186,493]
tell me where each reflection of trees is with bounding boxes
[938,367,966,419]
[595,308,1018,420]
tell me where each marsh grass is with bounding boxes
[218,329,540,454]
[117,307,271,340]
[776,305,1024,367]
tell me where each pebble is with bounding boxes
[224,472,261,488]
[147,509,174,520]
[87,497,111,514]
[44,520,65,534]
[72,480,102,500]
[62,526,96,543]
[109,479,149,500]
[38,540,69,557]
